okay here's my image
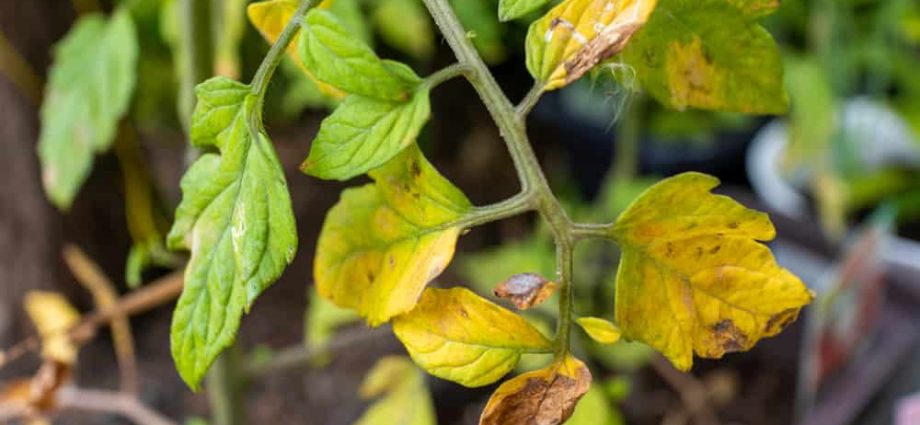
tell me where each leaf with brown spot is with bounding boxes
[494,273,558,309]
[622,0,787,114]
[393,287,552,387]
[610,172,813,370]
[480,354,592,425]
[525,0,658,90]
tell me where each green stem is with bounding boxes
[515,83,544,118]
[424,63,472,88]
[422,0,576,358]
[179,0,214,137]
[250,0,317,104]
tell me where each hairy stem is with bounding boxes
[422,0,576,357]
[424,63,472,88]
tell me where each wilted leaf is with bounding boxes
[355,356,435,425]
[576,317,622,345]
[393,287,552,387]
[168,77,297,389]
[525,0,658,90]
[622,0,787,113]
[480,354,592,425]
[611,172,812,370]
[300,9,418,101]
[24,292,80,365]
[494,273,558,309]
[499,0,553,21]
[315,145,471,325]
[38,8,138,209]
[373,0,435,60]
[301,84,431,180]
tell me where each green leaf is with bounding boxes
[168,77,297,389]
[622,0,787,114]
[315,145,471,325]
[393,287,552,387]
[373,0,435,60]
[299,9,418,100]
[567,385,624,425]
[38,8,138,209]
[355,356,436,425]
[498,0,552,21]
[452,0,507,64]
[301,84,431,180]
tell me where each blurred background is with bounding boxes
[1,0,919,424]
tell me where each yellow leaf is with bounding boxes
[611,172,813,370]
[355,356,436,425]
[247,0,346,99]
[393,287,552,387]
[493,272,558,310]
[24,292,80,365]
[479,354,592,425]
[576,317,622,344]
[315,145,471,325]
[525,0,658,90]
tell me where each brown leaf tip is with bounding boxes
[493,273,559,310]
[480,357,592,425]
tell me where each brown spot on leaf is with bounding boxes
[728,221,739,229]
[709,245,721,254]
[711,320,749,353]
[764,308,799,335]
[493,273,559,310]
[480,357,591,425]
[563,23,642,86]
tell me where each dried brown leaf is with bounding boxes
[493,273,558,310]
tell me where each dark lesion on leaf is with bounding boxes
[711,319,749,353]
[563,23,643,85]
[481,365,590,425]
[764,308,799,335]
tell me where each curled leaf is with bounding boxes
[393,287,552,387]
[480,354,592,425]
[315,145,471,325]
[24,292,80,365]
[576,317,622,345]
[611,172,813,370]
[493,273,558,309]
[525,0,658,90]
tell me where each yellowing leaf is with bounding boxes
[611,172,813,370]
[525,0,658,90]
[315,145,471,325]
[247,0,346,99]
[480,354,592,425]
[576,317,622,345]
[622,0,787,114]
[24,292,80,365]
[355,356,435,425]
[393,287,552,387]
[493,273,558,310]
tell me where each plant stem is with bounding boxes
[250,0,317,104]
[179,0,214,137]
[424,63,472,88]
[515,83,544,118]
[422,0,576,357]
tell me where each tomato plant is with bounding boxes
[21,0,814,423]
